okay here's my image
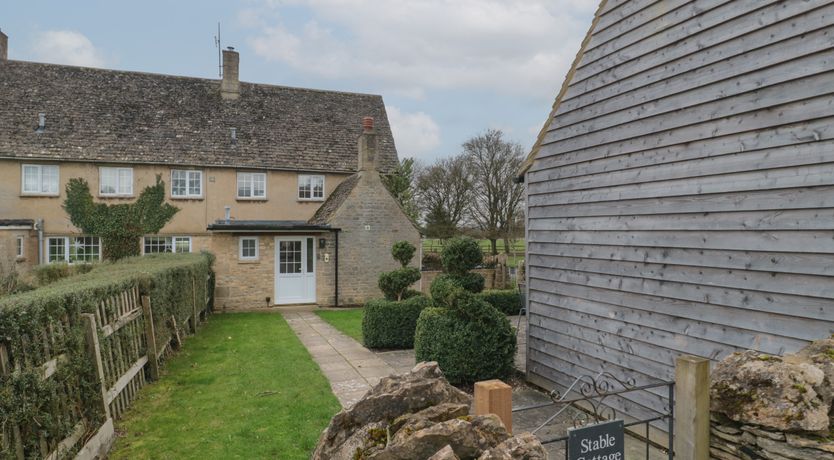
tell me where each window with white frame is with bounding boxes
[239,237,259,260]
[143,236,192,254]
[99,167,134,196]
[15,236,24,258]
[298,175,324,200]
[21,164,59,195]
[46,236,101,263]
[171,170,202,198]
[237,172,266,199]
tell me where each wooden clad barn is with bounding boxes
[518,0,834,422]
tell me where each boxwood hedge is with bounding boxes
[0,252,213,459]
[362,295,431,349]
[414,291,516,385]
[477,289,523,316]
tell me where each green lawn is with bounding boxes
[315,308,364,344]
[110,313,340,460]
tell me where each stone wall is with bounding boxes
[419,267,511,294]
[709,339,834,460]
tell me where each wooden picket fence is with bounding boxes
[0,274,213,460]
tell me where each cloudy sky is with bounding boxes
[3,1,597,162]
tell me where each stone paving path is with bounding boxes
[282,310,399,408]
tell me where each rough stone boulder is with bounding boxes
[477,433,547,460]
[312,361,546,460]
[794,337,834,411]
[710,350,828,432]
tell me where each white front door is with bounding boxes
[275,237,316,304]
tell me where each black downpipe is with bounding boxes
[334,230,340,307]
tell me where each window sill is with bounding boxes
[20,193,59,198]
[170,196,204,201]
[99,194,135,199]
[238,259,260,264]
[15,256,26,263]
[297,198,325,202]
[236,197,268,202]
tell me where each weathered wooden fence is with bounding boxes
[0,274,213,460]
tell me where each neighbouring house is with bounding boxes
[0,30,420,308]
[518,0,834,424]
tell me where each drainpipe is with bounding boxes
[36,219,44,265]
[334,230,340,308]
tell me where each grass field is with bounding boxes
[110,313,340,460]
[315,308,364,344]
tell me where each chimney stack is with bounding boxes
[358,117,377,171]
[0,29,8,62]
[221,46,239,100]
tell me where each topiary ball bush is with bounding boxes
[414,292,516,385]
[477,289,523,315]
[440,237,483,275]
[430,273,485,307]
[391,241,417,267]
[363,295,432,349]
[378,267,422,301]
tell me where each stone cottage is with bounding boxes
[0,30,421,308]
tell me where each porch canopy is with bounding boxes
[206,220,337,233]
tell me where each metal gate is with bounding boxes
[513,371,674,459]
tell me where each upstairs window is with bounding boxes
[237,172,266,199]
[99,167,133,196]
[22,164,59,195]
[171,170,202,198]
[143,236,192,254]
[298,175,325,201]
[47,236,100,264]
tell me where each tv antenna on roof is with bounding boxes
[214,22,222,78]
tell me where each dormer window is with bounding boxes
[298,175,324,201]
[99,167,133,196]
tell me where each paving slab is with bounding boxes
[282,310,400,408]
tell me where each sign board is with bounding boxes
[568,420,625,460]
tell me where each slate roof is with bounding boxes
[0,60,399,173]
[308,173,361,225]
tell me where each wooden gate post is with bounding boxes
[81,313,111,420]
[674,355,710,460]
[474,380,513,434]
[141,296,160,381]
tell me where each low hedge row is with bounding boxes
[0,252,214,459]
[362,295,431,349]
[477,289,522,316]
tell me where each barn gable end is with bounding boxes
[523,0,834,426]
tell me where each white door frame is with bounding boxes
[274,236,316,305]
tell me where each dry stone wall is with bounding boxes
[709,339,834,459]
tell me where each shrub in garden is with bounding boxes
[0,253,213,457]
[378,240,421,301]
[362,295,431,349]
[477,289,522,316]
[414,290,516,385]
[428,237,485,301]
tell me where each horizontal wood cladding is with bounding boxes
[526,0,834,419]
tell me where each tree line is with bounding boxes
[383,128,525,255]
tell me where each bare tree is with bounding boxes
[463,129,525,255]
[415,156,473,238]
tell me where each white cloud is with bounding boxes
[244,0,597,100]
[32,30,106,67]
[386,105,441,158]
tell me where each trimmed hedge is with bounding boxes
[363,295,432,349]
[477,289,522,316]
[414,291,516,385]
[0,253,214,458]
